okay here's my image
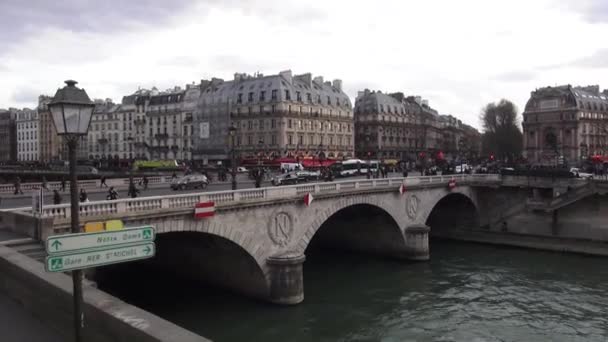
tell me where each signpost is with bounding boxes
[46,242,155,273]
[45,225,156,272]
[46,226,155,254]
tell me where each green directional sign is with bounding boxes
[46,226,155,254]
[45,242,156,273]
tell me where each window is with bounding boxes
[288,119,292,128]
[288,135,293,145]
[248,136,252,145]
[272,135,277,145]
[298,120,302,129]
[307,93,312,102]
[248,106,252,115]
[259,120,264,130]
[260,91,266,102]
[271,119,276,129]
[237,93,243,104]
[271,90,278,100]
[285,90,291,100]
[271,105,276,113]
[327,96,331,105]
[248,120,253,130]
[298,135,303,145]
[248,92,254,102]
[296,91,302,101]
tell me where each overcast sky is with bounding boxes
[1,0,608,129]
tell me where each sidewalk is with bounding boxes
[0,230,64,341]
[0,292,64,342]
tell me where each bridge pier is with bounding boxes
[403,224,430,261]
[267,253,306,305]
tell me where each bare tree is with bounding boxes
[480,99,523,161]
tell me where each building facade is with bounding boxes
[15,108,39,161]
[522,85,608,165]
[193,70,354,163]
[354,90,446,161]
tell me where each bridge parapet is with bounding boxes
[9,174,501,227]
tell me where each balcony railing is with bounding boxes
[154,133,169,140]
[98,138,108,144]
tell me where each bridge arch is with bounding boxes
[295,197,406,258]
[425,191,480,235]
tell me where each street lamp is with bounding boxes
[229,124,237,190]
[365,135,371,178]
[48,80,94,342]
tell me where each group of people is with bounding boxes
[15,174,153,205]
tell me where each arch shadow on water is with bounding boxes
[95,232,269,302]
[426,193,480,237]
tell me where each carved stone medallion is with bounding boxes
[406,194,419,220]
[268,212,294,246]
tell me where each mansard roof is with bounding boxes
[525,84,608,112]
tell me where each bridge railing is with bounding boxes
[0,176,172,194]
[11,174,501,221]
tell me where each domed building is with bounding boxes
[193,70,354,164]
[522,85,608,165]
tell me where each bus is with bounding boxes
[332,159,379,177]
[132,160,180,171]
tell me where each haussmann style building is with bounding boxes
[193,70,354,164]
[522,84,608,165]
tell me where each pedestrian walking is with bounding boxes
[172,172,177,182]
[128,181,140,198]
[53,190,62,205]
[79,188,88,203]
[14,176,23,195]
[60,176,66,192]
[142,176,149,190]
[42,176,49,190]
[100,175,108,188]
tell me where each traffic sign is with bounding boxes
[45,226,155,254]
[45,242,155,273]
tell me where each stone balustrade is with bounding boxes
[13,174,501,222]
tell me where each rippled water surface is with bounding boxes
[102,241,608,342]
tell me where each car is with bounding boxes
[237,166,248,173]
[570,168,593,179]
[170,175,209,190]
[271,172,305,186]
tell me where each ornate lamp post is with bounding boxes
[48,80,94,342]
[229,124,237,190]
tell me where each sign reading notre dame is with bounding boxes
[268,212,293,246]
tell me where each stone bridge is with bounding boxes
[5,174,522,305]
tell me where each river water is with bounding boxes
[101,241,608,342]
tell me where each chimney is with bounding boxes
[415,96,422,104]
[332,79,342,91]
[313,76,324,85]
[279,70,293,84]
[295,73,312,88]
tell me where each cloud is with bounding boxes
[0,0,196,49]
[491,71,537,82]
[568,48,608,68]
[157,56,202,68]
[11,86,41,105]
[541,48,608,70]
[554,0,608,23]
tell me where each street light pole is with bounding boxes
[68,137,83,342]
[48,80,94,342]
[229,124,237,190]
